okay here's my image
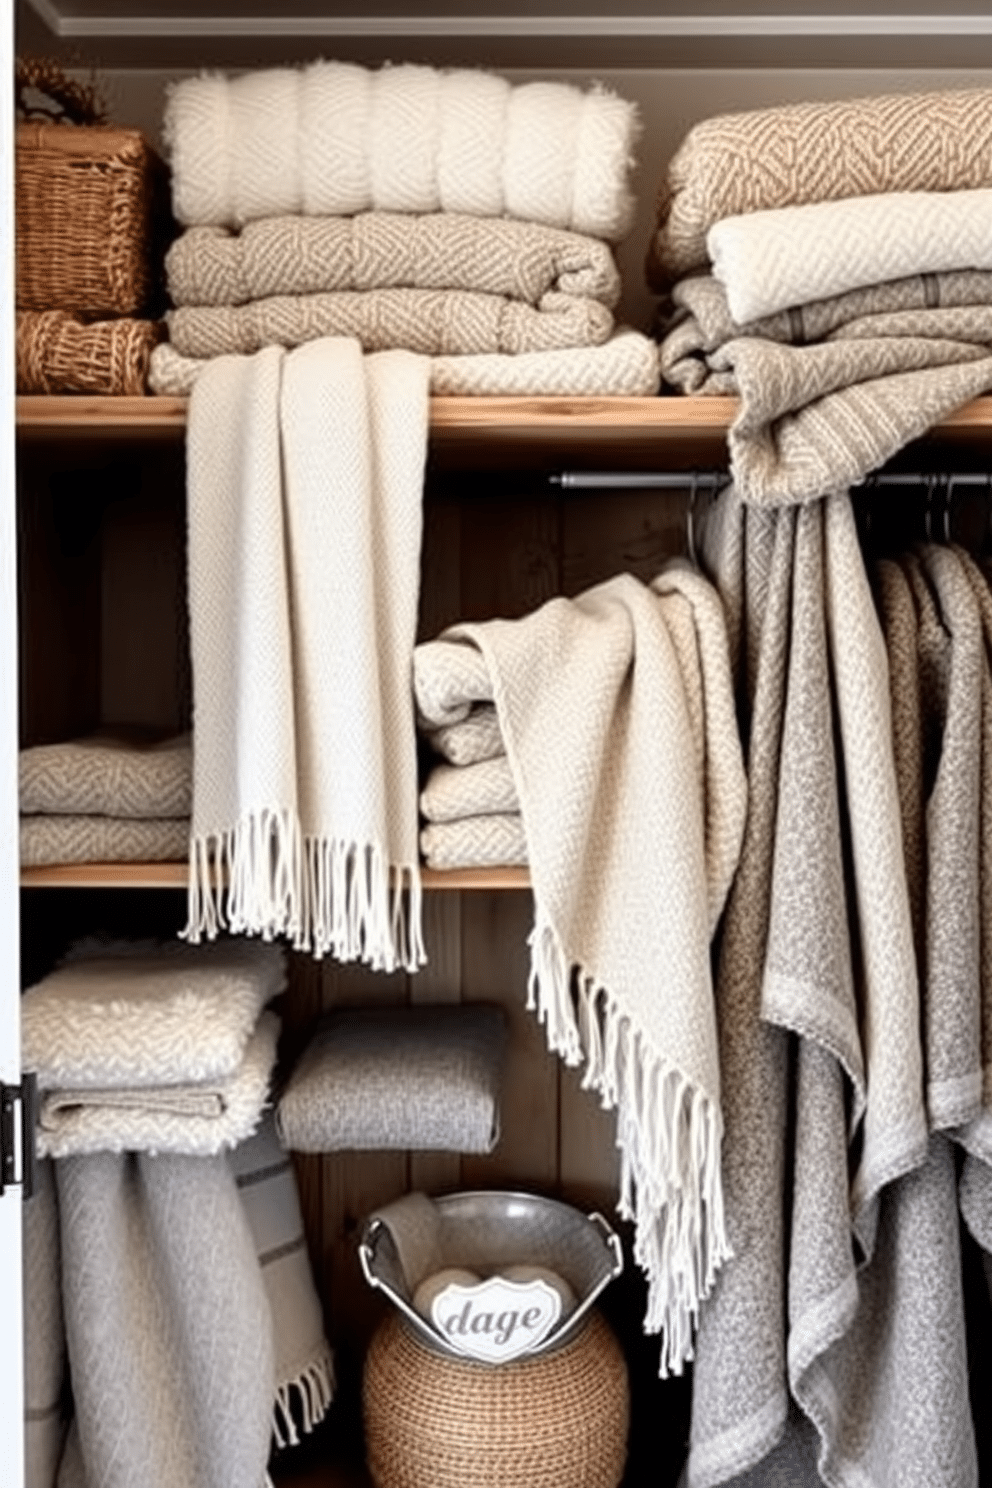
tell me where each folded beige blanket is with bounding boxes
[20,733,192,817]
[648,85,992,288]
[36,1011,280,1159]
[21,936,285,1090]
[660,273,992,505]
[166,212,621,309]
[148,326,662,400]
[420,813,527,871]
[166,286,613,360]
[421,705,504,767]
[20,815,190,866]
[420,756,518,823]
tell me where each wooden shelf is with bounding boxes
[20,861,531,891]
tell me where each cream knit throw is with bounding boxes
[166,213,621,309]
[647,85,992,287]
[707,188,992,325]
[149,327,661,400]
[20,815,190,867]
[165,62,639,241]
[420,813,527,872]
[184,338,428,966]
[420,756,518,823]
[414,568,747,1374]
[166,285,613,360]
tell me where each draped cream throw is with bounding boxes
[414,570,747,1375]
[184,337,429,966]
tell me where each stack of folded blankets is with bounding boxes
[18,730,192,867]
[148,58,660,399]
[20,936,336,1488]
[414,640,524,872]
[649,85,992,504]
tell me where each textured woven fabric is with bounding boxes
[16,310,160,395]
[54,1147,274,1488]
[647,85,992,288]
[184,339,428,968]
[19,733,191,818]
[166,285,613,360]
[421,704,504,767]
[20,814,190,866]
[228,1112,335,1449]
[149,326,661,399]
[22,936,284,1091]
[277,1003,507,1152]
[415,566,746,1376]
[164,62,638,241]
[685,486,927,1488]
[36,1011,279,1159]
[420,755,518,823]
[420,812,527,871]
[660,274,992,506]
[707,188,992,325]
[166,212,621,309]
[23,1159,68,1488]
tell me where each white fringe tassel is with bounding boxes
[184,817,425,973]
[271,1347,336,1450]
[527,905,731,1378]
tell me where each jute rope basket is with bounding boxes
[363,1307,629,1488]
[16,311,160,396]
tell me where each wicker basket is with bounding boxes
[16,122,164,318]
[363,1307,629,1488]
[16,310,161,396]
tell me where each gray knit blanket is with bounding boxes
[413,563,747,1374]
[647,86,992,289]
[684,484,981,1488]
[166,213,621,310]
[660,271,992,506]
[54,1148,274,1488]
[276,1003,508,1153]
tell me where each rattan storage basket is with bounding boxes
[16,122,163,318]
[363,1307,629,1488]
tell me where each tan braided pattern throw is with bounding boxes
[166,212,621,309]
[166,286,613,360]
[20,732,191,818]
[20,814,189,866]
[16,309,159,395]
[149,327,661,399]
[648,86,992,288]
[420,756,518,823]
[164,62,639,241]
[184,339,428,967]
[420,813,527,871]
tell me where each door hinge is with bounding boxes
[0,1073,37,1200]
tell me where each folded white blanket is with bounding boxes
[19,733,192,817]
[420,756,518,823]
[708,188,992,324]
[422,704,504,767]
[21,937,285,1090]
[420,813,527,871]
[36,1011,280,1159]
[166,213,621,309]
[164,62,639,241]
[149,326,661,400]
[185,338,428,968]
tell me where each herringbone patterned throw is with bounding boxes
[20,814,190,867]
[647,85,992,287]
[166,285,613,360]
[19,733,191,818]
[166,212,621,309]
[165,62,638,241]
[413,567,747,1375]
[185,338,429,967]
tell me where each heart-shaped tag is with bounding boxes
[430,1276,563,1363]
